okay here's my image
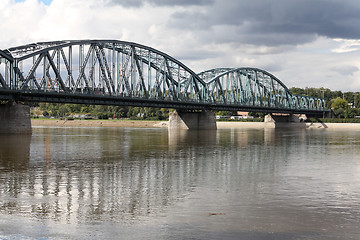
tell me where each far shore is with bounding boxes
[31,119,360,129]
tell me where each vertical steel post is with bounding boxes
[121,47,125,94]
[177,65,180,99]
[68,46,72,89]
[148,51,151,98]
[163,58,166,98]
[112,43,116,89]
[91,47,95,91]
[262,72,265,107]
[230,72,234,103]
[43,56,47,92]
[31,56,36,89]
[9,61,14,89]
[13,60,18,89]
[131,47,135,94]
[116,50,120,95]
[5,60,9,88]
[79,45,83,92]
[99,53,102,91]
[191,76,195,101]
[140,50,144,97]
[57,49,60,92]
[226,73,230,103]
[254,71,258,106]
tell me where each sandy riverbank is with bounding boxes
[31,119,265,128]
[217,122,360,129]
[31,119,167,128]
[305,122,360,129]
[31,119,360,129]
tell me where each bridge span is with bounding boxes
[0,40,327,132]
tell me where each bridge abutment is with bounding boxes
[264,114,306,128]
[0,102,32,134]
[169,110,217,130]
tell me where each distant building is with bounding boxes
[233,111,253,119]
[237,111,249,117]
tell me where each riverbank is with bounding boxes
[31,119,264,128]
[31,119,166,128]
[219,122,360,129]
[31,119,360,129]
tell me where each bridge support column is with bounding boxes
[264,114,306,128]
[0,102,32,134]
[169,110,217,130]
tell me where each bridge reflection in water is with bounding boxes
[1,127,360,239]
[0,128,360,239]
[0,127,308,223]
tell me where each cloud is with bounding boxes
[106,0,214,7]
[332,39,360,53]
[168,0,360,46]
[332,65,359,76]
[2,0,360,91]
[0,0,47,48]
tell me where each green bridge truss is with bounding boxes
[0,40,326,114]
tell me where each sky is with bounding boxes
[2,0,360,91]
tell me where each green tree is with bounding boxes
[80,105,92,113]
[216,111,234,116]
[91,105,109,119]
[345,108,358,118]
[330,97,348,118]
[117,107,129,118]
[39,102,48,111]
[66,104,81,113]
[249,112,265,118]
[289,87,305,96]
[58,105,70,116]
[331,97,348,110]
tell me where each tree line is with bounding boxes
[35,103,169,120]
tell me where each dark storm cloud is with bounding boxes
[107,0,214,7]
[168,0,360,46]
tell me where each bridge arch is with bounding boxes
[198,67,325,112]
[0,40,206,104]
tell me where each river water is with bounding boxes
[0,126,360,240]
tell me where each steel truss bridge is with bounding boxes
[0,40,326,114]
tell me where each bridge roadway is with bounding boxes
[0,40,326,115]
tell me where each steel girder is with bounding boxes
[0,40,326,114]
[198,68,326,112]
[0,40,206,101]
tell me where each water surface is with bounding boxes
[0,127,360,239]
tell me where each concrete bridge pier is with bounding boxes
[264,114,306,128]
[0,102,32,134]
[168,110,217,130]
